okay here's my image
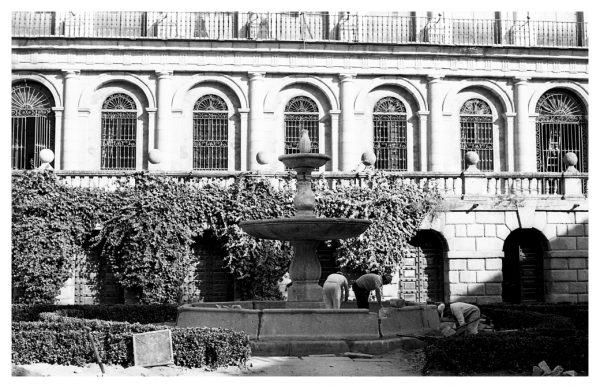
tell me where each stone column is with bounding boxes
[52,108,64,169]
[156,70,173,170]
[248,72,266,170]
[61,70,80,170]
[146,108,159,171]
[329,109,341,171]
[504,113,516,172]
[339,73,357,171]
[418,111,429,171]
[427,75,444,171]
[238,108,250,171]
[514,77,536,171]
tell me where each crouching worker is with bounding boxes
[437,302,481,335]
[352,273,393,309]
[322,272,349,309]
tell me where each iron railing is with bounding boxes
[11,11,588,48]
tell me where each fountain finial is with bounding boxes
[299,129,312,153]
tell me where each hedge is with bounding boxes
[422,329,588,375]
[12,304,178,324]
[480,308,575,331]
[12,317,250,369]
[480,303,588,331]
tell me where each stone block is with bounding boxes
[578,294,588,303]
[585,224,589,236]
[467,224,484,237]
[441,225,455,239]
[576,237,588,250]
[485,258,503,270]
[380,305,441,336]
[567,224,585,236]
[448,259,467,270]
[476,237,502,251]
[452,237,476,251]
[568,258,587,269]
[578,269,588,281]
[574,212,588,224]
[448,270,460,283]
[547,270,577,281]
[496,224,511,240]
[477,270,502,282]
[505,211,519,230]
[485,283,502,295]
[467,259,485,270]
[475,211,505,224]
[569,282,587,294]
[455,224,466,237]
[548,282,569,294]
[541,224,557,240]
[547,212,575,224]
[533,211,547,230]
[449,295,477,304]
[459,271,477,283]
[555,224,568,237]
[176,306,260,339]
[449,283,468,295]
[260,309,379,340]
[549,237,577,250]
[467,284,485,296]
[546,294,578,304]
[445,212,475,224]
[484,224,496,237]
[548,258,569,270]
[474,296,502,305]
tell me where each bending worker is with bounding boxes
[352,273,393,309]
[438,302,481,335]
[322,272,349,309]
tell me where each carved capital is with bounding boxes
[248,72,266,81]
[155,70,173,79]
[61,69,80,79]
[339,73,356,82]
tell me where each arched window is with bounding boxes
[284,96,319,154]
[193,95,229,170]
[11,81,55,169]
[460,98,494,171]
[535,90,587,173]
[101,93,137,170]
[373,97,407,171]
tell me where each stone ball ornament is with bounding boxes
[361,151,377,166]
[465,151,480,166]
[564,152,578,168]
[148,149,162,164]
[39,149,55,163]
[256,151,274,165]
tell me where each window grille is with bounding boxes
[193,94,229,170]
[373,97,407,171]
[284,96,319,155]
[460,98,494,171]
[11,81,55,169]
[535,89,587,194]
[101,93,137,170]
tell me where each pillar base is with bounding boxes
[287,281,323,303]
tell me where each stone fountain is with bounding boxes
[239,130,371,307]
[176,131,441,355]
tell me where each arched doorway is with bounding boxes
[11,81,55,169]
[403,230,446,303]
[502,229,546,303]
[187,237,234,302]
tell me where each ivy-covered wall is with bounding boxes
[12,171,441,304]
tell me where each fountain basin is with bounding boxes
[278,153,330,169]
[240,217,372,241]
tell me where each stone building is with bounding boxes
[11,11,588,305]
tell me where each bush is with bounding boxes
[12,304,178,324]
[12,318,250,369]
[480,303,588,331]
[422,329,588,375]
[481,308,575,331]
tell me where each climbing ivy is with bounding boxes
[11,171,441,304]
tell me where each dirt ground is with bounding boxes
[12,348,425,377]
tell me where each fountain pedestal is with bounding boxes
[287,240,323,307]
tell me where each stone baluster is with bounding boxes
[562,152,584,199]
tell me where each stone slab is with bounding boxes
[176,306,260,339]
[379,305,439,337]
[260,309,380,340]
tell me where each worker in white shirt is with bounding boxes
[437,302,481,335]
[322,272,349,309]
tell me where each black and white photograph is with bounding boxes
[6,0,594,383]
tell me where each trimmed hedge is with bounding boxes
[480,303,588,331]
[12,304,178,324]
[422,329,588,375]
[12,317,250,369]
[480,308,575,331]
